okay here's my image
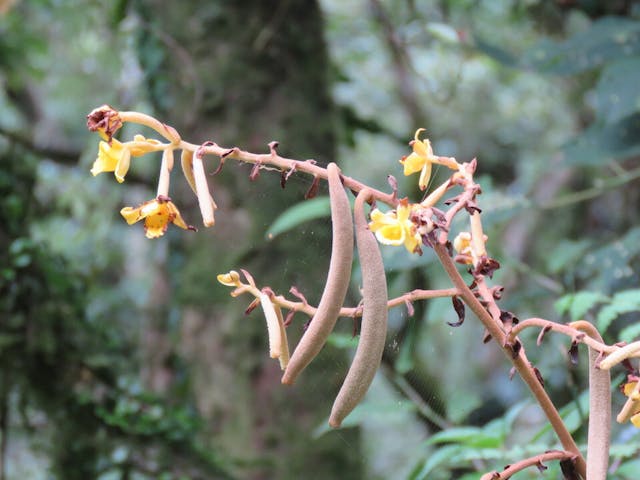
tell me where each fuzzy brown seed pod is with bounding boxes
[329,188,388,428]
[570,321,610,480]
[282,163,354,385]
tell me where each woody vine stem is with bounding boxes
[87,105,640,480]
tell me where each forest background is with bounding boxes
[1,0,640,479]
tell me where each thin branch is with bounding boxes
[480,450,577,480]
[368,0,425,125]
[264,287,458,321]
[380,363,450,430]
[508,318,616,354]
[538,164,640,210]
[0,125,80,162]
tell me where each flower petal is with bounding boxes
[631,411,640,428]
[144,207,171,238]
[91,141,119,175]
[166,201,190,230]
[403,229,421,253]
[401,152,425,176]
[114,148,131,183]
[120,205,145,225]
[374,224,405,246]
[418,161,433,190]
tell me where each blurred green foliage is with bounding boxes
[1,0,640,479]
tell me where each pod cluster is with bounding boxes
[282,164,388,427]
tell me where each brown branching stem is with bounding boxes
[433,243,587,477]
[508,318,616,354]
[240,287,459,322]
[119,110,398,208]
[479,450,577,480]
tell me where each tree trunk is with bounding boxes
[135,1,362,478]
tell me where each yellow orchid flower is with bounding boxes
[400,128,436,191]
[400,128,458,191]
[120,195,195,239]
[91,135,164,183]
[368,200,421,253]
[91,138,131,183]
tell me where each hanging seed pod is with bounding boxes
[570,321,610,480]
[282,163,354,385]
[329,188,388,428]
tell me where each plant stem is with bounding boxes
[433,243,586,477]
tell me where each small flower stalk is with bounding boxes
[217,271,289,370]
[192,148,216,227]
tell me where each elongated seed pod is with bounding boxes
[329,188,388,428]
[570,321,610,480]
[282,163,354,384]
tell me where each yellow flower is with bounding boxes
[400,128,458,191]
[120,195,194,239]
[400,128,437,191]
[91,138,131,183]
[91,135,164,183]
[369,199,421,253]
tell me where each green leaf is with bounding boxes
[617,458,640,478]
[409,444,462,480]
[534,375,624,442]
[425,427,483,445]
[554,291,609,320]
[612,289,640,305]
[425,22,460,44]
[595,58,640,125]
[610,440,640,459]
[578,227,640,289]
[326,332,358,349]
[546,239,591,274]
[533,388,589,441]
[564,113,640,165]
[425,427,500,448]
[521,17,640,75]
[619,322,640,343]
[0,333,21,351]
[597,289,640,332]
[265,196,331,240]
[474,37,518,67]
[313,399,416,437]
